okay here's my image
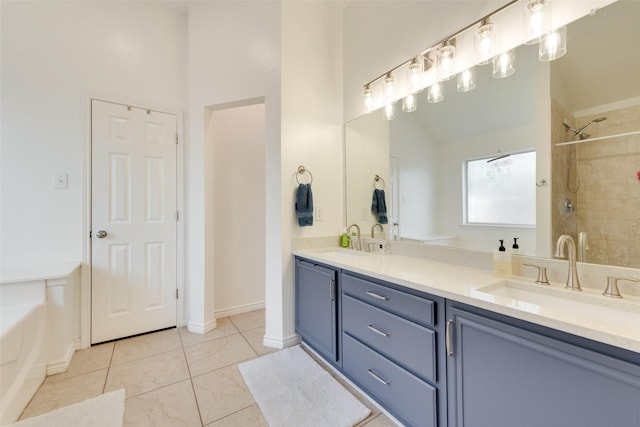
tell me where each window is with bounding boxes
[465,151,536,226]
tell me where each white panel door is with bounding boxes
[91,100,177,344]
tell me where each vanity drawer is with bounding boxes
[343,333,437,427]
[343,294,436,383]
[341,273,435,328]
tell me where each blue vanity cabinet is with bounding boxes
[445,302,640,427]
[294,257,339,365]
[341,271,447,427]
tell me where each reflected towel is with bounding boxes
[295,184,314,227]
[371,189,388,224]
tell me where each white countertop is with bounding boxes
[293,248,640,354]
[0,262,81,285]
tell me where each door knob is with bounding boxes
[96,230,107,239]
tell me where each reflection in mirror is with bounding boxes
[551,0,640,268]
[346,0,638,267]
[346,43,544,255]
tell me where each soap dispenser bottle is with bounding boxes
[340,228,350,248]
[512,237,521,254]
[493,240,512,278]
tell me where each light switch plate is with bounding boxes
[54,172,68,189]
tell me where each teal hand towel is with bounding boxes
[295,184,314,227]
[371,189,388,224]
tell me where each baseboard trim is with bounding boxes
[214,301,265,319]
[46,342,76,376]
[187,318,217,335]
[263,333,300,350]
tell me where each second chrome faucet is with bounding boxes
[555,235,581,291]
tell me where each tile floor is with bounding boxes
[19,309,397,426]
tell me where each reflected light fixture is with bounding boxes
[475,18,496,65]
[364,85,374,112]
[383,102,396,120]
[523,0,550,45]
[539,26,567,61]
[436,39,456,81]
[427,82,444,103]
[402,93,417,112]
[457,67,476,92]
[407,58,424,94]
[493,50,515,78]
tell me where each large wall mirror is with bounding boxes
[345,0,640,268]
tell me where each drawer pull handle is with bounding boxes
[367,324,390,337]
[446,319,454,357]
[366,291,389,301]
[368,369,390,385]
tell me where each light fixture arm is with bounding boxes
[362,0,519,89]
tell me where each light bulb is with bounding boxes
[383,74,395,103]
[436,40,456,81]
[475,19,496,65]
[402,94,417,112]
[364,86,374,112]
[383,102,396,120]
[457,68,476,92]
[407,59,424,94]
[427,82,443,103]
[540,26,567,61]
[523,0,550,45]
[493,50,515,78]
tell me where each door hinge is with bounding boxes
[176,211,179,221]
[176,289,179,299]
[89,230,92,238]
[176,134,179,145]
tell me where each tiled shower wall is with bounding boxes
[552,101,640,268]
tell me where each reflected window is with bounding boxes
[465,151,536,226]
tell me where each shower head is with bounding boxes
[563,117,607,138]
[574,117,607,135]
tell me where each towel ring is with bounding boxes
[374,175,385,190]
[296,166,313,184]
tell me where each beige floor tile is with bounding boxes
[192,365,255,424]
[241,327,277,356]
[20,369,107,419]
[179,317,238,348]
[229,309,264,332]
[46,342,114,382]
[111,328,182,366]
[184,333,256,377]
[105,349,190,398]
[360,413,399,427]
[205,405,267,427]
[123,380,202,427]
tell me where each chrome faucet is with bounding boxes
[348,223,362,251]
[554,235,581,291]
[371,223,383,238]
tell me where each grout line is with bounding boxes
[178,325,206,426]
[102,341,116,394]
[206,403,262,426]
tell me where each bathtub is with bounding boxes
[0,302,47,426]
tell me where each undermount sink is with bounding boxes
[476,280,640,326]
[321,249,368,259]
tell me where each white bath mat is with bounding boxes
[239,345,370,427]
[12,389,125,427]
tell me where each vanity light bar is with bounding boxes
[363,0,567,113]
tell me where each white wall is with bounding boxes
[0,1,186,268]
[281,1,345,345]
[209,103,266,316]
[390,114,438,240]
[185,1,281,334]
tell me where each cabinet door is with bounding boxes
[295,258,338,362]
[446,307,640,427]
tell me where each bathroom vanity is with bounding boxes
[293,250,640,427]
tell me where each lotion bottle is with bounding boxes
[493,240,512,278]
[512,237,521,254]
